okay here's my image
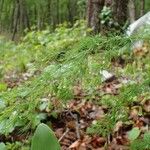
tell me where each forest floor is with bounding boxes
[0,24,150,150]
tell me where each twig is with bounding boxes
[58,128,70,142]
[68,111,81,139]
[74,114,81,139]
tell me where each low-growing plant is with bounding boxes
[31,123,61,150]
[130,132,150,150]
[0,23,150,149]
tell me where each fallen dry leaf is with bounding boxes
[69,140,82,149]
[114,121,123,132]
[143,100,150,112]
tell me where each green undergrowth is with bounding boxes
[0,21,86,77]
[0,23,150,149]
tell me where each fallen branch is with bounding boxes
[58,128,70,142]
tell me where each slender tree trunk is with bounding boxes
[12,0,20,40]
[0,0,4,32]
[19,0,30,33]
[23,0,30,30]
[68,0,76,25]
[10,4,15,32]
[47,0,52,25]
[25,9,30,30]
[87,0,105,34]
[105,0,112,7]
[51,1,57,29]
[128,0,136,23]
[0,0,4,14]
[37,10,41,30]
[140,0,145,16]
[37,3,44,30]
[56,0,60,24]
[20,0,25,32]
[34,5,37,23]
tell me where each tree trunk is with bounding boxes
[47,0,52,25]
[37,4,44,30]
[0,0,4,15]
[56,0,60,24]
[0,0,4,32]
[105,0,112,7]
[12,0,20,40]
[112,0,129,26]
[19,0,30,33]
[140,0,145,16]
[87,0,105,34]
[68,0,77,25]
[128,0,136,23]
[10,3,15,32]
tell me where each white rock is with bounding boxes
[100,70,115,82]
[127,12,150,36]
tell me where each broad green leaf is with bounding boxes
[0,143,6,150]
[128,127,141,141]
[31,123,61,150]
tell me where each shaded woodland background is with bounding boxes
[0,0,150,40]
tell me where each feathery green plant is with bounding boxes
[0,24,150,150]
